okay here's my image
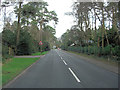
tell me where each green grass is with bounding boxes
[2,57,40,85]
[67,51,118,67]
[32,51,48,56]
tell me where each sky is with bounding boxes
[45,0,75,38]
[0,0,76,38]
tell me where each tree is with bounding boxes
[62,2,120,59]
[13,1,58,53]
[15,2,22,54]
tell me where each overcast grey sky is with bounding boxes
[45,0,76,38]
[0,0,76,38]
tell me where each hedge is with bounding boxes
[67,45,120,60]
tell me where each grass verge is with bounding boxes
[32,51,48,56]
[2,57,40,85]
[67,51,118,67]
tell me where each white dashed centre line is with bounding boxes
[63,60,67,65]
[56,50,80,83]
[68,68,81,83]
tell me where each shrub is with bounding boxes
[103,45,112,56]
[16,30,38,55]
[66,45,120,60]
[114,46,120,58]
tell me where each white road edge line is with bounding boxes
[61,57,63,60]
[68,68,81,83]
[63,60,67,65]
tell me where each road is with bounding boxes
[4,49,118,88]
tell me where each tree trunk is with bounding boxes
[40,22,42,53]
[105,29,110,45]
[101,3,105,49]
[97,37,100,48]
[112,7,115,28]
[94,8,97,39]
[16,2,22,54]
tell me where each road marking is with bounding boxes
[55,50,61,57]
[61,57,63,60]
[63,60,67,65]
[68,68,80,83]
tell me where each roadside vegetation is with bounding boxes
[1,1,120,86]
[68,51,118,67]
[1,1,58,86]
[61,2,120,61]
[2,50,48,85]
[32,51,48,56]
[1,1,58,63]
[2,57,40,85]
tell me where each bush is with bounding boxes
[94,46,99,55]
[65,45,120,61]
[2,45,9,57]
[2,29,16,46]
[2,29,15,63]
[114,46,120,57]
[88,46,94,55]
[42,41,50,51]
[102,45,112,56]
[2,45,13,63]
[16,30,39,55]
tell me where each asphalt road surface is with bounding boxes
[4,49,118,88]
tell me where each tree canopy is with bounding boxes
[61,2,120,60]
[2,1,58,60]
